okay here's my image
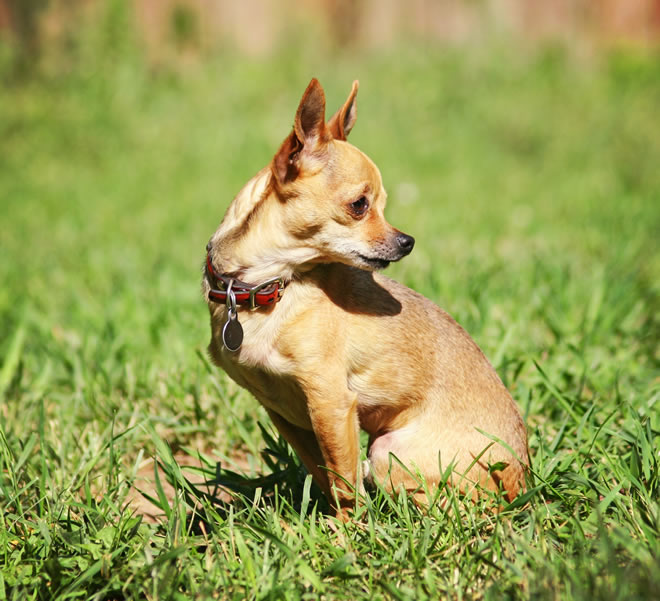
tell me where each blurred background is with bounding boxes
[2,0,660,62]
[0,0,658,404]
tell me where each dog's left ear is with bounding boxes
[327,80,358,141]
[273,78,329,184]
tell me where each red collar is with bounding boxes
[206,253,285,309]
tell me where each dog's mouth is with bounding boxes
[355,254,391,270]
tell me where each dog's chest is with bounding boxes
[212,306,291,372]
[232,362,311,428]
[219,347,312,430]
[238,313,292,372]
[210,298,314,429]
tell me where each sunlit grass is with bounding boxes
[0,14,658,600]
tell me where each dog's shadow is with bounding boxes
[146,426,331,528]
[321,268,403,317]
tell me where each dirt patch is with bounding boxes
[127,448,255,523]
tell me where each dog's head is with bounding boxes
[271,79,414,271]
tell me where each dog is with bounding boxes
[203,79,528,520]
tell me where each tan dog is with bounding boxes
[203,79,528,519]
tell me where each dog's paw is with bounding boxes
[361,459,375,492]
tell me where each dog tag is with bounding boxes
[222,280,243,352]
[222,312,243,352]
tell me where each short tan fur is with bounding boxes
[203,79,528,519]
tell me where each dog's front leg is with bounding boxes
[307,390,361,520]
[264,408,332,499]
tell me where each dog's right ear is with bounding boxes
[273,79,329,183]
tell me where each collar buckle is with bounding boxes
[247,276,285,310]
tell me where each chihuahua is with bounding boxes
[203,79,528,519]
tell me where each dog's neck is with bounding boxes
[209,168,318,284]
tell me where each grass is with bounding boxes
[1,10,659,600]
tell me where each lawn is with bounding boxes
[0,12,659,601]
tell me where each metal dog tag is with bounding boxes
[222,312,243,352]
[222,280,243,352]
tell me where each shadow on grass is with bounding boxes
[138,423,331,530]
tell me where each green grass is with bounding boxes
[1,12,659,600]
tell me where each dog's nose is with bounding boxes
[396,233,415,256]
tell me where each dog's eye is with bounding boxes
[349,196,369,217]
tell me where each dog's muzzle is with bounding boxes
[395,233,415,257]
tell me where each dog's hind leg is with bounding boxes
[366,420,526,504]
[366,429,435,496]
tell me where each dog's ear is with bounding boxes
[273,78,329,183]
[327,80,358,141]
[294,78,328,144]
